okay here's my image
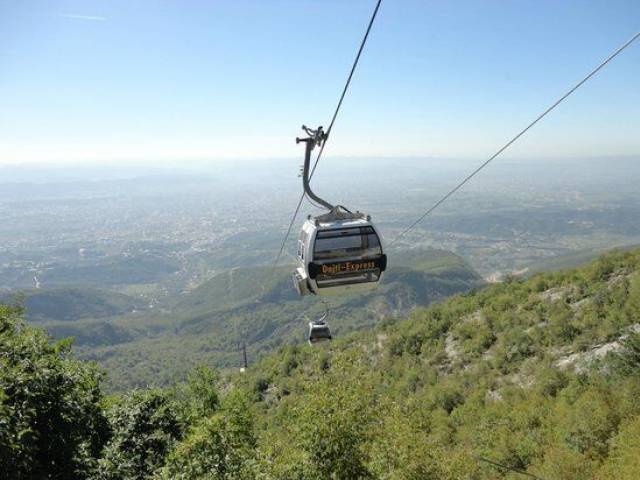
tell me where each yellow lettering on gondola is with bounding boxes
[321,261,376,275]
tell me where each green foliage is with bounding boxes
[158,390,256,480]
[183,365,220,420]
[0,303,108,479]
[611,331,640,376]
[4,248,640,479]
[294,366,376,479]
[536,445,598,480]
[598,414,640,479]
[552,386,620,459]
[239,248,640,479]
[96,390,182,480]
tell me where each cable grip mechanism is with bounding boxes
[296,125,333,211]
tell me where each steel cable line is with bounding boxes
[475,456,547,480]
[388,29,640,248]
[270,0,383,274]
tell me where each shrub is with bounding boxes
[96,390,182,480]
[0,304,108,479]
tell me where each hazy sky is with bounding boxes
[1,0,639,165]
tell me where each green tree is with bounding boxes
[553,387,620,459]
[598,414,640,479]
[611,331,640,377]
[180,364,220,421]
[294,360,376,480]
[96,389,182,480]
[158,389,256,480]
[536,445,597,480]
[0,303,108,479]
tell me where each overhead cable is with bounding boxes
[271,0,384,272]
[388,30,640,248]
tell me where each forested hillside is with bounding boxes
[2,248,640,479]
[0,287,144,322]
[56,249,483,390]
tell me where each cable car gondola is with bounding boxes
[292,126,387,296]
[308,313,332,344]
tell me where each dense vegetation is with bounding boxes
[2,248,640,478]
